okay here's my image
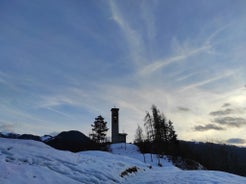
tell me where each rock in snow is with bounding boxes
[0,138,245,184]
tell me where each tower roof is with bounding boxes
[111,107,119,111]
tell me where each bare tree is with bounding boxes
[144,105,178,166]
[134,125,144,143]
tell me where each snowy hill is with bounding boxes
[0,138,245,184]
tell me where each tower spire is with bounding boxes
[111,107,119,143]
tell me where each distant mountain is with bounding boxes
[0,130,93,152]
[0,132,20,139]
[45,130,93,152]
[0,132,42,141]
[18,134,41,141]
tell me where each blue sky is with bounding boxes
[1,0,246,145]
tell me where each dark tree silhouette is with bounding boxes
[134,125,144,144]
[143,105,178,165]
[90,115,108,143]
[167,120,177,142]
[144,105,177,144]
[144,111,155,142]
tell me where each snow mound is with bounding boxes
[0,139,147,184]
[110,143,178,169]
[1,138,246,184]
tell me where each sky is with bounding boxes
[0,0,246,146]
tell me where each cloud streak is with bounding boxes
[210,107,245,116]
[194,124,225,131]
[177,107,190,112]
[180,70,234,91]
[210,108,234,116]
[138,23,230,77]
[226,138,246,144]
[213,117,246,128]
[108,0,145,66]
[139,44,210,76]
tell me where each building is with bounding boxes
[111,108,127,143]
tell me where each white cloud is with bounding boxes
[175,71,200,82]
[179,70,235,91]
[205,23,231,45]
[108,0,145,66]
[138,23,232,77]
[140,1,157,42]
[138,39,212,76]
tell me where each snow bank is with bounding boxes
[0,139,147,184]
[0,138,245,184]
[110,143,178,169]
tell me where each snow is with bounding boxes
[0,138,245,184]
[40,135,53,142]
[110,143,178,169]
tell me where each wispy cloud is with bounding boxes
[226,138,246,144]
[108,0,145,66]
[194,124,225,131]
[210,108,234,116]
[44,107,75,120]
[222,103,231,107]
[210,107,245,116]
[139,44,210,76]
[37,88,89,118]
[213,117,246,128]
[180,70,235,91]
[38,94,80,109]
[0,104,46,124]
[0,71,20,91]
[177,107,190,112]
[138,23,231,77]
[205,24,231,45]
[139,1,157,47]
[175,71,200,82]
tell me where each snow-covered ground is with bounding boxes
[0,138,245,184]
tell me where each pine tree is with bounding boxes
[167,120,177,142]
[90,115,108,143]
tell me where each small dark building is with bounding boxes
[111,108,127,143]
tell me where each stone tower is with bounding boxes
[111,107,119,143]
[111,107,127,143]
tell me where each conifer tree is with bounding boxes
[90,115,108,143]
[167,120,177,142]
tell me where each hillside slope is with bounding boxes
[0,138,245,184]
